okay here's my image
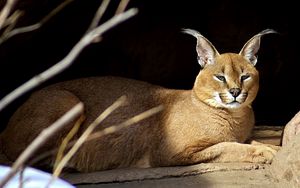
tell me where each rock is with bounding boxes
[282,111,300,146]
[269,111,300,186]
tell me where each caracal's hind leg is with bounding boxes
[0,89,84,167]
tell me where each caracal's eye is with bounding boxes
[214,75,226,82]
[241,74,250,82]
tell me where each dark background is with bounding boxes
[0,0,298,131]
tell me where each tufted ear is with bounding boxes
[239,29,278,66]
[182,28,220,68]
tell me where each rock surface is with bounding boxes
[75,170,274,188]
[269,111,300,186]
[63,163,267,185]
[281,111,300,147]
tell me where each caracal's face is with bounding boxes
[195,53,259,109]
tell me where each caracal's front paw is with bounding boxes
[251,145,278,164]
[250,140,281,151]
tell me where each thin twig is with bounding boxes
[0,0,74,45]
[39,0,74,25]
[88,105,163,142]
[0,8,138,112]
[53,114,85,171]
[115,0,130,15]
[1,10,23,32]
[18,167,24,188]
[86,0,111,33]
[52,96,126,178]
[0,103,84,188]
[0,0,19,29]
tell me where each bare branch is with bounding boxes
[0,8,138,112]
[52,96,126,178]
[0,0,74,45]
[53,115,85,171]
[88,105,163,142]
[87,0,111,33]
[115,0,130,15]
[0,102,84,187]
[1,10,23,32]
[0,0,19,29]
[40,0,74,25]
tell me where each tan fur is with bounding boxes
[0,29,278,172]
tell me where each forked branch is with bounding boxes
[0,0,74,44]
[0,0,19,29]
[0,5,138,112]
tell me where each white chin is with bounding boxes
[224,102,241,109]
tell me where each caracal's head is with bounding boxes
[183,29,277,109]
